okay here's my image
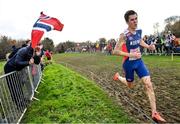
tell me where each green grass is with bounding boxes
[22,64,134,123]
[52,53,180,122]
[53,53,180,74]
[0,61,5,74]
[54,52,180,62]
[54,53,180,68]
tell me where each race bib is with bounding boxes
[129,47,140,61]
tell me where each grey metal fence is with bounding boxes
[0,64,42,123]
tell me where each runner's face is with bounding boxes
[127,14,138,29]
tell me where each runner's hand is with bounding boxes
[149,44,155,50]
[130,52,141,59]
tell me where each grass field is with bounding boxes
[1,53,179,123]
[53,53,180,122]
[21,64,134,123]
[0,61,5,74]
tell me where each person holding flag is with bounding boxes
[5,11,64,73]
[4,12,64,109]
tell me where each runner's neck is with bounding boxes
[128,27,136,34]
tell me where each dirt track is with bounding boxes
[55,53,180,123]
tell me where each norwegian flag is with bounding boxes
[31,12,64,48]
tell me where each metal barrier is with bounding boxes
[0,64,42,123]
[142,52,180,61]
[171,52,180,61]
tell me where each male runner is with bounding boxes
[113,10,166,122]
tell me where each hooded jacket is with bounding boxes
[4,46,34,73]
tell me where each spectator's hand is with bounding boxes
[29,58,34,64]
[36,51,41,56]
[149,44,155,51]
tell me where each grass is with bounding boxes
[53,53,180,72]
[53,53,180,81]
[21,64,134,123]
[2,53,179,122]
[52,53,180,122]
[0,61,5,74]
[54,52,180,63]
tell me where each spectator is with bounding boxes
[8,40,31,60]
[44,50,52,64]
[4,45,34,110]
[165,33,172,55]
[155,37,163,54]
[107,43,112,55]
[4,46,34,109]
[5,46,34,73]
[37,43,45,71]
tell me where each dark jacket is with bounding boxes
[8,44,29,59]
[8,46,20,59]
[4,46,34,73]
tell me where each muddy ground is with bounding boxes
[54,53,180,123]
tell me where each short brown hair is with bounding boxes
[124,10,137,22]
[25,39,31,44]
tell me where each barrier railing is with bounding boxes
[142,52,180,61]
[171,52,180,61]
[0,64,42,123]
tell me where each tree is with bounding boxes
[0,35,31,60]
[42,37,55,52]
[0,36,12,59]
[55,41,76,53]
[171,20,180,37]
[61,45,65,53]
[164,16,180,24]
[163,16,180,37]
[65,40,75,48]
[153,22,160,35]
[55,43,65,53]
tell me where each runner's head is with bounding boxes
[124,10,138,29]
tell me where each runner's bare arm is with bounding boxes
[113,33,132,57]
[140,39,149,48]
[140,39,155,50]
